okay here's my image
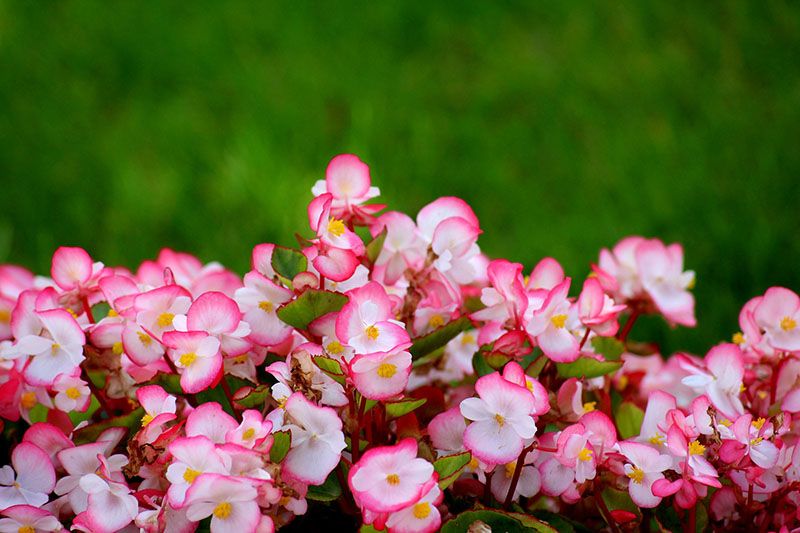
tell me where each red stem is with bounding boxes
[579,328,591,350]
[504,443,534,509]
[352,395,366,463]
[81,296,95,324]
[617,308,641,342]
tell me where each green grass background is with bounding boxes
[1,1,798,355]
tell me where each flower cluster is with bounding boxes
[0,154,798,532]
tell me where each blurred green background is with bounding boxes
[1,1,798,354]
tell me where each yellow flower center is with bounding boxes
[781,316,797,331]
[719,419,732,427]
[50,343,61,355]
[326,341,344,355]
[627,466,645,484]
[752,417,766,430]
[504,462,517,479]
[413,501,431,519]
[65,387,81,400]
[578,447,593,462]
[550,314,567,329]
[495,413,505,427]
[232,354,248,364]
[428,314,445,329]
[183,468,201,483]
[179,352,197,367]
[649,433,665,445]
[377,363,397,379]
[688,440,706,455]
[0,309,10,324]
[468,457,479,470]
[365,325,380,340]
[107,309,119,318]
[141,413,154,426]
[461,333,475,345]
[732,332,745,345]
[750,437,763,447]
[258,301,273,313]
[213,502,232,519]
[112,341,124,355]
[137,331,152,346]
[582,402,596,413]
[242,428,256,440]
[18,526,35,533]
[20,391,37,410]
[386,473,400,485]
[156,312,175,328]
[327,217,346,237]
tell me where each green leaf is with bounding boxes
[153,373,183,395]
[484,352,511,370]
[271,245,308,279]
[28,403,48,424]
[602,486,639,516]
[365,226,387,264]
[590,336,625,361]
[313,355,346,385]
[472,352,494,376]
[233,385,270,409]
[556,357,622,379]
[433,451,471,489]
[269,430,291,463]
[195,382,234,416]
[359,525,385,533]
[442,510,556,533]
[306,470,342,501]
[532,511,594,533]
[69,395,101,425]
[276,289,348,330]
[411,346,446,368]
[73,407,145,445]
[384,397,427,419]
[616,401,645,439]
[409,316,472,360]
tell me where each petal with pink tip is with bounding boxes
[13,442,56,494]
[313,247,360,282]
[529,257,565,290]
[51,247,93,290]
[186,292,241,335]
[325,154,372,200]
[416,197,479,241]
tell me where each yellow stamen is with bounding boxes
[719,419,732,428]
[65,387,81,400]
[141,413,154,426]
[67,308,79,319]
[461,333,475,346]
[582,401,596,413]
[495,413,505,427]
[242,428,256,440]
[752,417,766,430]
[258,301,273,313]
[732,332,745,345]
[377,363,397,379]
[781,316,797,331]
[649,433,665,445]
[18,526,35,533]
[107,309,119,318]
[577,447,593,462]
[413,501,431,519]
[428,315,445,329]
[112,341,124,356]
[156,312,175,328]
[179,352,197,367]
[137,332,152,346]
[50,343,61,355]
[232,354,248,364]
[20,391,37,410]
[688,440,706,456]
[750,437,763,447]
[327,217,346,237]
[213,502,232,519]
[550,314,567,329]
[183,468,201,483]
[326,341,344,355]
[627,466,645,484]
[504,462,517,479]
[468,457,479,470]
[365,325,380,340]
[757,390,768,399]
[386,473,400,485]
[0,309,10,324]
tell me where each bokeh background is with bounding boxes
[1,2,798,355]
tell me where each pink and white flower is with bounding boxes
[525,278,580,363]
[163,331,222,394]
[183,474,261,533]
[0,505,62,532]
[336,282,410,355]
[0,442,56,508]
[350,350,412,400]
[617,441,672,508]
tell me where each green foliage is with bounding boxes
[73,407,145,445]
[365,226,387,264]
[306,471,342,502]
[433,451,471,489]
[233,384,270,409]
[616,401,646,439]
[2,2,799,357]
[409,316,472,360]
[442,509,557,533]
[271,245,308,279]
[276,289,348,330]
[591,336,625,361]
[384,397,426,419]
[269,430,291,463]
[557,357,622,379]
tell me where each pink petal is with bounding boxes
[529,257,565,290]
[51,247,93,290]
[187,292,241,335]
[13,442,56,494]
[325,154,371,199]
[416,197,479,240]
